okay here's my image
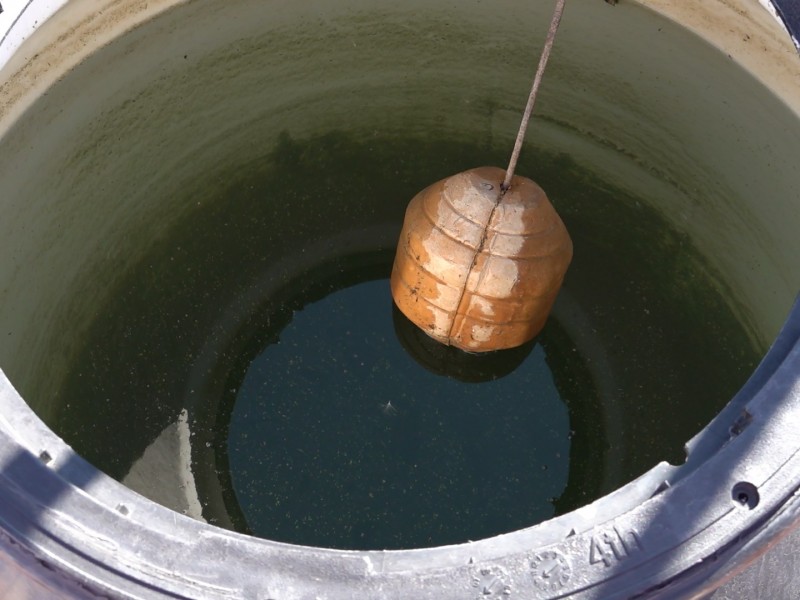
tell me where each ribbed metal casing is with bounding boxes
[391,166,573,352]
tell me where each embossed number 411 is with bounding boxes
[589,528,644,568]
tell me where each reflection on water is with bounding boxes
[227,278,570,549]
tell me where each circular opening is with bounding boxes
[44,134,758,549]
[732,481,760,510]
[1,0,798,554]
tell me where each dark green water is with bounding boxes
[226,278,571,549]
[47,130,760,550]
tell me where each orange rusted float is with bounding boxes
[390,166,572,353]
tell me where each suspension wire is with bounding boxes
[502,0,567,191]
